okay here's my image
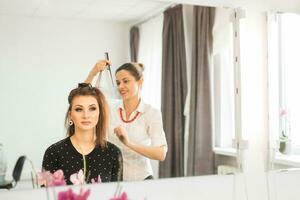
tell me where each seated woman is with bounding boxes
[42,83,123,185]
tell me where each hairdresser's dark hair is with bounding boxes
[115,62,144,81]
[65,83,109,148]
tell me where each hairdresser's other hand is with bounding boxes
[89,60,112,77]
[114,126,130,146]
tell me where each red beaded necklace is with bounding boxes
[119,108,140,123]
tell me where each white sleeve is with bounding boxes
[147,109,168,150]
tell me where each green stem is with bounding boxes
[82,154,87,182]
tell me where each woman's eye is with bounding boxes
[116,82,120,86]
[75,108,82,112]
[89,107,97,111]
[124,80,129,83]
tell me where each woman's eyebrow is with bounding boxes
[74,105,83,107]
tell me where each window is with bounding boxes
[268,12,300,162]
[278,13,300,151]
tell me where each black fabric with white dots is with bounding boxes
[42,137,123,185]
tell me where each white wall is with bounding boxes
[268,169,300,200]
[240,9,269,200]
[0,15,130,178]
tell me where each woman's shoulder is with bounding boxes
[45,137,69,152]
[105,141,122,154]
[142,103,161,117]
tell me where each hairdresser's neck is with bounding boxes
[123,95,141,115]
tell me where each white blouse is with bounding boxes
[108,100,168,181]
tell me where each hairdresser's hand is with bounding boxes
[90,60,112,77]
[114,126,130,146]
[85,60,112,83]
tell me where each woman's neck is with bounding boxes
[71,130,95,154]
[123,96,141,115]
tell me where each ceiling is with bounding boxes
[1,0,299,24]
[0,0,175,23]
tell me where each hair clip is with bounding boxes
[78,83,92,88]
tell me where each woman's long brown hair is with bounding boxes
[65,83,109,148]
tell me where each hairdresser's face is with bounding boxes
[116,70,142,101]
[69,95,99,132]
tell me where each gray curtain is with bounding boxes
[187,6,215,176]
[130,26,139,62]
[159,4,187,178]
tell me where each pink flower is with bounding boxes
[37,171,52,186]
[70,169,85,185]
[51,170,67,186]
[110,192,128,200]
[57,188,90,200]
[280,109,287,117]
[91,175,101,184]
[37,170,66,187]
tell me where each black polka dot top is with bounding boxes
[42,137,123,185]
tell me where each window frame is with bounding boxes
[212,9,247,166]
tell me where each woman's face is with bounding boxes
[116,70,142,101]
[69,95,99,132]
